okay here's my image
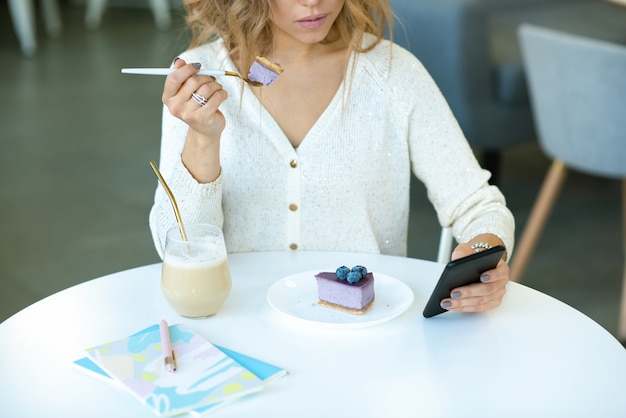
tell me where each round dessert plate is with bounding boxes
[266,271,414,329]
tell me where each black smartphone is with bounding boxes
[422,245,506,318]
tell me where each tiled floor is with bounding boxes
[1,3,623,340]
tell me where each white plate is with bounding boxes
[266,270,414,329]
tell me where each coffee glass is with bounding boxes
[161,224,232,318]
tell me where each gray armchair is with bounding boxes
[514,24,626,339]
[389,0,598,184]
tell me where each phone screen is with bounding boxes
[422,245,505,318]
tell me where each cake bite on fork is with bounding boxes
[247,56,284,87]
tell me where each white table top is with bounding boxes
[2,251,625,417]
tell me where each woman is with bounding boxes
[149,0,514,313]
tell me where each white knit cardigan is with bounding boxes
[149,35,514,258]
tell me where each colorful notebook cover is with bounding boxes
[74,343,287,415]
[81,323,272,416]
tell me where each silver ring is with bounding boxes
[191,92,208,106]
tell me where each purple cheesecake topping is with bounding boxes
[247,57,283,87]
[315,271,375,311]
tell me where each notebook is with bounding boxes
[77,323,286,416]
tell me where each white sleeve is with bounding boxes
[405,59,515,255]
[148,105,224,258]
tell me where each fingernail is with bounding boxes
[174,57,182,64]
[441,301,452,309]
[480,274,490,283]
[192,62,201,69]
[451,291,461,299]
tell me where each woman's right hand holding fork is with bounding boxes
[162,58,228,183]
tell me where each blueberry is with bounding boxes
[335,266,350,281]
[351,265,367,279]
[346,271,362,284]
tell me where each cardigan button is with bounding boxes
[290,243,298,250]
[289,203,298,211]
[290,159,298,168]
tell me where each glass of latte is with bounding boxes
[161,224,232,318]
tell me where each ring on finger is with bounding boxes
[191,92,208,106]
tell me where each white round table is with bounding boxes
[1,251,625,417]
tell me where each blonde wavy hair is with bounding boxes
[182,0,393,72]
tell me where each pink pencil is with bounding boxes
[159,320,176,373]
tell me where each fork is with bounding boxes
[121,68,264,87]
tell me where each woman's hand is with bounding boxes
[440,239,510,313]
[162,58,228,140]
[162,58,228,183]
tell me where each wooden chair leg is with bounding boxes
[618,179,626,341]
[510,160,568,282]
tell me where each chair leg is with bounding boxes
[437,227,454,264]
[483,150,501,186]
[618,179,626,341]
[149,0,171,30]
[40,0,62,38]
[510,160,568,282]
[8,0,37,57]
[85,0,108,31]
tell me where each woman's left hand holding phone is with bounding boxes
[441,235,510,313]
[162,58,228,183]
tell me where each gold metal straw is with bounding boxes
[149,161,188,241]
